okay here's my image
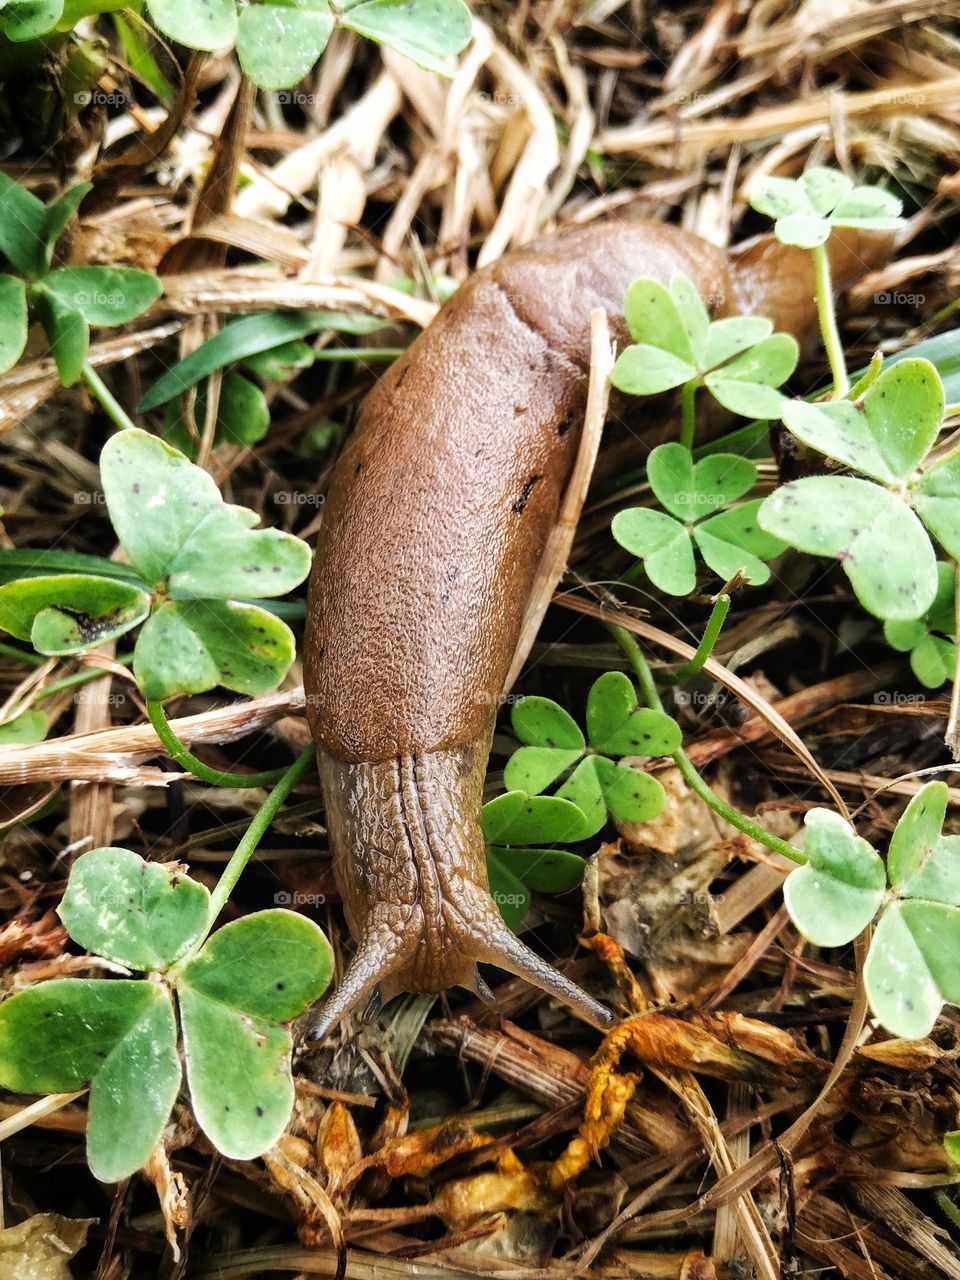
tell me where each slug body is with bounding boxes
[303,217,889,1037]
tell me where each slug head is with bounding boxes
[307,745,613,1042]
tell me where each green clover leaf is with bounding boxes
[913,451,960,560]
[886,782,960,907]
[865,901,960,1040]
[178,910,333,1159]
[0,573,152,654]
[59,847,211,971]
[781,359,945,484]
[759,475,938,621]
[783,809,886,947]
[481,793,587,929]
[497,672,678,849]
[884,562,956,687]
[749,167,904,248]
[0,979,181,1184]
[613,443,786,595]
[145,0,472,87]
[611,273,798,419]
[784,783,960,1040]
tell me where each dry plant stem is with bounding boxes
[813,242,849,399]
[607,622,805,864]
[505,308,613,691]
[145,699,291,789]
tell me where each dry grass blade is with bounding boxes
[505,309,613,691]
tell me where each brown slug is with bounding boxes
[303,215,891,1038]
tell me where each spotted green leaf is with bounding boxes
[340,0,472,75]
[0,573,151,653]
[236,0,335,91]
[0,978,181,1181]
[884,562,955,687]
[59,846,210,971]
[100,429,311,597]
[178,911,333,1159]
[865,900,960,1039]
[1,0,64,42]
[480,791,590,845]
[783,808,885,946]
[783,359,944,483]
[585,671,681,757]
[133,599,296,700]
[759,476,937,621]
[503,745,583,796]
[146,0,238,50]
[510,695,584,750]
[177,909,333,1022]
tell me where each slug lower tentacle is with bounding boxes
[303,216,891,1038]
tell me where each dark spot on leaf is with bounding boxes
[256,1105,264,1117]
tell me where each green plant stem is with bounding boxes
[205,745,316,927]
[812,243,849,400]
[679,380,698,450]
[0,641,44,667]
[667,594,730,684]
[146,699,292,789]
[81,361,139,433]
[945,561,960,760]
[607,621,805,865]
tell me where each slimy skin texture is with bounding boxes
[303,217,890,1037]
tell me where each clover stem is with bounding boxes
[206,745,316,928]
[81,361,138,433]
[146,699,294,789]
[812,243,849,400]
[945,562,960,760]
[665,594,730,684]
[679,380,698,450]
[606,621,805,864]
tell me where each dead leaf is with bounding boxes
[0,1215,92,1280]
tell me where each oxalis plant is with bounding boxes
[0,0,473,88]
[0,835,332,1181]
[0,172,161,386]
[482,673,683,927]
[0,428,312,705]
[0,424,331,1180]
[784,782,960,1040]
[601,165,960,1078]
